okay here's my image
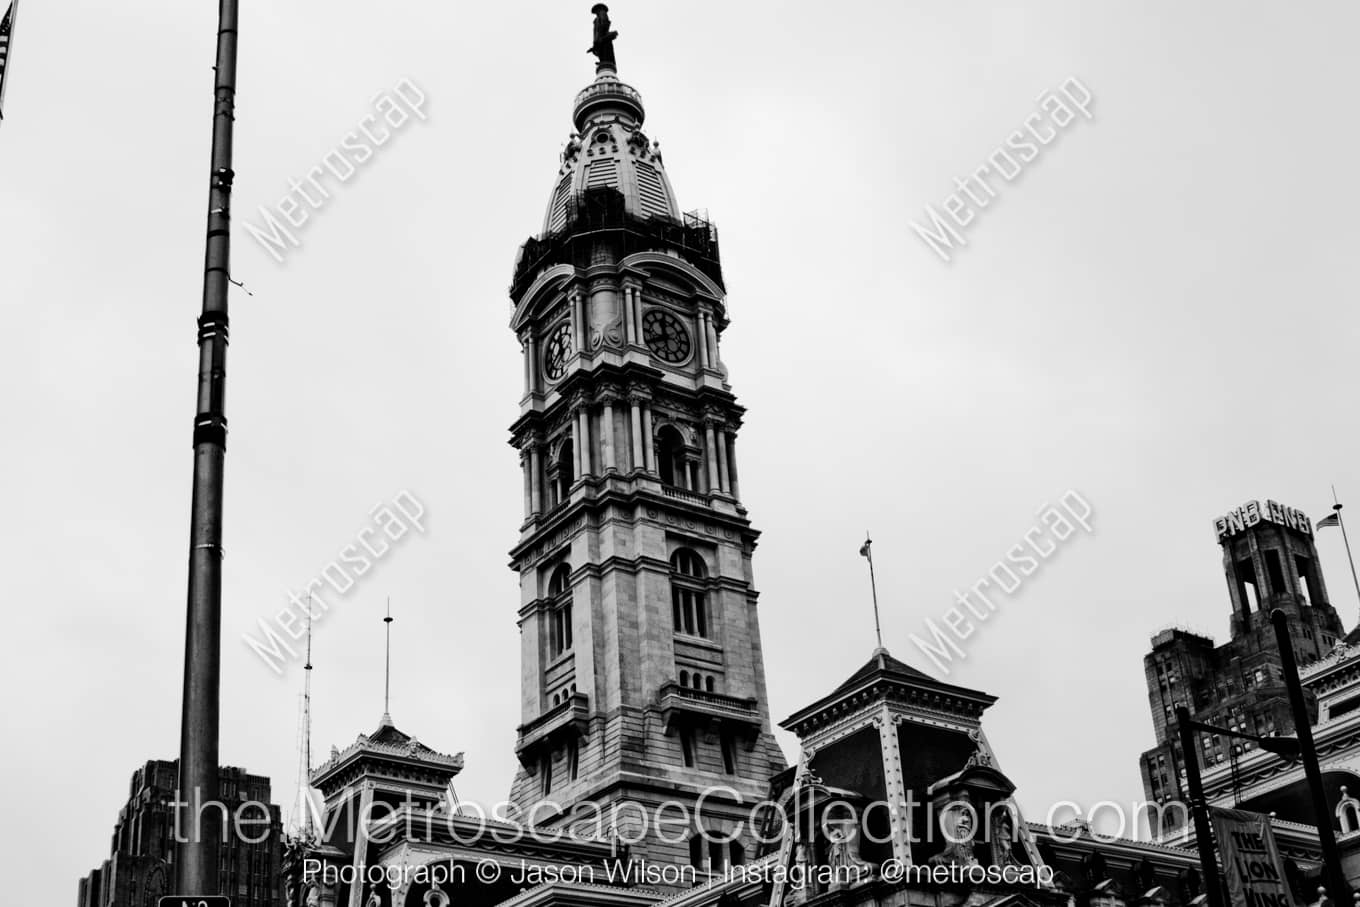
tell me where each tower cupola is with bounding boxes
[540,4,680,234]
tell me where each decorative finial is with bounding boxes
[588,4,618,72]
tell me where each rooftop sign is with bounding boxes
[1214,499,1312,542]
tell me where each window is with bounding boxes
[548,564,573,658]
[1297,555,1321,604]
[1237,559,1260,615]
[680,728,695,767]
[657,425,688,488]
[720,732,736,774]
[671,548,709,638]
[1264,550,1287,597]
[1339,800,1360,834]
[567,738,580,782]
[540,752,553,796]
[708,839,726,873]
[689,833,704,869]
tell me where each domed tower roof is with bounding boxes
[540,6,681,234]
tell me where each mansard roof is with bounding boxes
[781,647,998,736]
[310,713,463,790]
[833,647,935,691]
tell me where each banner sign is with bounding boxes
[1211,807,1295,907]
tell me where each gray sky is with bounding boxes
[3,1,1360,901]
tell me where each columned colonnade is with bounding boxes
[520,399,740,518]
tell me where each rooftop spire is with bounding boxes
[302,593,314,836]
[588,4,619,74]
[380,597,393,727]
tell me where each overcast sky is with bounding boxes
[4,1,1360,902]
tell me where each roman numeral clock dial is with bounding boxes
[642,309,691,364]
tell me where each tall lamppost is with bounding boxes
[1270,608,1350,905]
[176,0,239,896]
[1175,706,1301,907]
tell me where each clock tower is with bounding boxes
[505,7,785,866]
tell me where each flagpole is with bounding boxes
[1332,486,1360,611]
[863,532,883,650]
[0,1,20,121]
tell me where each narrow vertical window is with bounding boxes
[547,563,573,659]
[680,728,695,767]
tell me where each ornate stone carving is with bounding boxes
[929,803,979,869]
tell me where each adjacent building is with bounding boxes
[1138,499,1345,835]
[78,759,283,907]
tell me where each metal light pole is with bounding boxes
[1270,608,1349,905]
[175,0,239,895]
[1177,705,1227,907]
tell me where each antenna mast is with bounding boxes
[301,594,314,837]
[382,597,393,723]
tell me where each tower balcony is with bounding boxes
[661,484,707,507]
[658,681,762,742]
[572,78,645,130]
[515,692,590,766]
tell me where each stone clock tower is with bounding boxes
[505,8,785,866]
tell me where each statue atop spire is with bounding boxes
[588,4,618,71]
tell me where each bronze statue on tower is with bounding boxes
[589,4,618,69]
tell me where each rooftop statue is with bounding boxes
[589,4,618,68]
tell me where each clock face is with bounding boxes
[643,310,691,363]
[543,323,573,380]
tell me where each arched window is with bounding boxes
[679,670,690,688]
[671,548,709,638]
[705,675,715,693]
[688,833,704,870]
[547,563,573,658]
[656,426,687,488]
[1337,787,1360,833]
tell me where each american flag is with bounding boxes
[0,1,16,120]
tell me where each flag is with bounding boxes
[1318,512,1341,529]
[859,538,872,558]
[0,1,17,121]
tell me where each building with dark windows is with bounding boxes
[1138,499,1345,835]
[77,759,282,907]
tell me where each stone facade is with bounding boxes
[503,38,785,862]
